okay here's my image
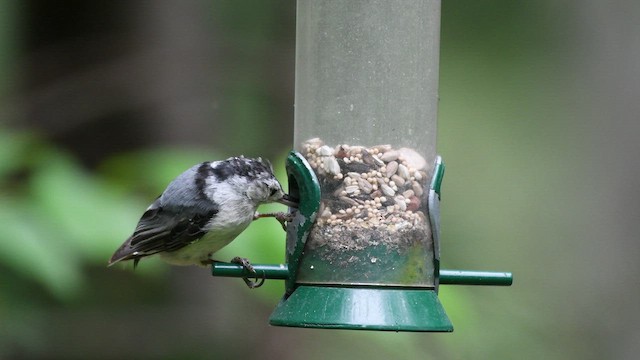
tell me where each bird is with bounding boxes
[108,156,297,287]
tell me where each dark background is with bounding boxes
[1,1,638,359]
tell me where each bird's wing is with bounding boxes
[109,198,219,266]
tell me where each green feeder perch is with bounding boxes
[211,0,512,332]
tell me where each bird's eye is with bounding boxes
[270,188,278,196]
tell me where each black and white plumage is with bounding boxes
[109,157,295,268]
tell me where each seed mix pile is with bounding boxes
[301,138,433,256]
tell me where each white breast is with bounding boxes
[159,222,251,266]
[160,180,257,266]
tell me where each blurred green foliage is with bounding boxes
[0,129,153,298]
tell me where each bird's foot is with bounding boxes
[230,256,266,289]
[253,211,294,231]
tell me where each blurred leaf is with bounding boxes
[0,143,188,299]
[0,197,83,299]
[28,150,143,261]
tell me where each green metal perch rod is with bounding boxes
[212,263,513,287]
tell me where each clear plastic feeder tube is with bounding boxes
[294,0,441,287]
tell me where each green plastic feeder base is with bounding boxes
[269,285,453,332]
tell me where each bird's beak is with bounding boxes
[278,193,299,208]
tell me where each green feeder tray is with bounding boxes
[269,286,452,332]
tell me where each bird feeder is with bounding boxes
[211,0,512,332]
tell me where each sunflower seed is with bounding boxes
[391,174,405,187]
[412,181,424,196]
[380,183,396,197]
[385,161,398,177]
[398,147,427,170]
[397,164,410,180]
[345,185,360,194]
[316,145,334,156]
[357,177,373,194]
[380,150,399,162]
[324,156,341,176]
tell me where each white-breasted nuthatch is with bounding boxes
[109,156,296,287]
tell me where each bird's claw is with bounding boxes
[276,212,295,231]
[230,256,266,289]
[254,211,294,231]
